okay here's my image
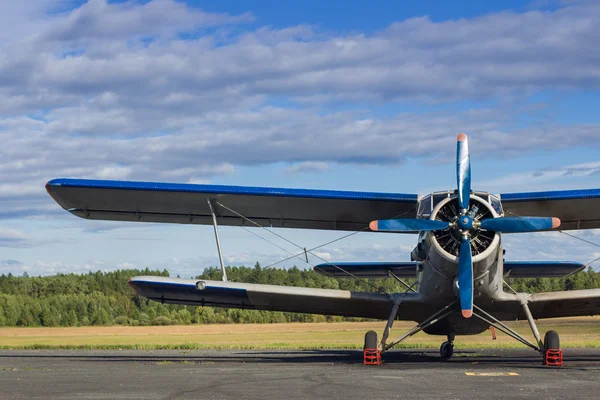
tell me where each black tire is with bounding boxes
[364,331,378,349]
[440,341,454,360]
[544,330,560,350]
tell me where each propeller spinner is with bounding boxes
[370,133,561,318]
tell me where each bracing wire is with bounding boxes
[503,208,600,291]
[214,200,416,292]
[214,200,368,280]
[238,225,318,268]
[264,228,369,269]
[504,209,600,269]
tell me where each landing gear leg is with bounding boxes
[519,298,543,350]
[519,299,563,365]
[440,333,455,360]
[379,301,400,352]
[503,282,561,364]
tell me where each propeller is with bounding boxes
[369,133,562,318]
[457,237,473,318]
[457,133,470,214]
[479,216,560,233]
[369,219,449,232]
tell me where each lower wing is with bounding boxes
[128,276,425,321]
[492,289,600,320]
[528,289,600,319]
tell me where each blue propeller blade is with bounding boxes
[479,217,560,233]
[458,237,473,318]
[369,219,449,232]
[456,133,471,213]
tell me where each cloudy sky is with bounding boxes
[2,0,600,277]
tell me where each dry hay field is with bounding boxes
[2,317,600,350]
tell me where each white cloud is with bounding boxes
[33,260,107,275]
[43,0,253,43]
[96,166,132,180]
[1,1,600,118]
[0,2,66,43]
[285,161,329,174]
[0,228,31,248]
[312,251,332,261]
[0,259,124,276]
[118,262,137,269]
[163,164,236,179]
[0,228,27,240]
[0,259,31,274]
[482,160,600,193]
[503,230,598,266]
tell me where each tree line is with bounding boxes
[0,264,599,327]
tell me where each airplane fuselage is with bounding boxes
[412,191,508,335]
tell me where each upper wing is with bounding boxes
[501,188,600,230]
[46,179,418,232]
[128,276,426,321]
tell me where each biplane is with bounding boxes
[46,134,600,363]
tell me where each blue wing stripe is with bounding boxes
[501,188,600,202]
[47,178,417,202]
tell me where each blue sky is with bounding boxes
[1,0,600,276]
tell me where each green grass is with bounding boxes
[2,319,600,350]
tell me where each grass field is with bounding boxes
[1,318,600,350]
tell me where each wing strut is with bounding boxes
[207,199,227,282]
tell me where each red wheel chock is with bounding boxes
[545,349,563,366]
[364,348,381,365]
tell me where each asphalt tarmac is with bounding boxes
[1,348,599,399]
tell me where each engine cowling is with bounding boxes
[429,194,500,262]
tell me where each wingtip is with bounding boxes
[127,278,142,294]
[457,133,467,142]
[552,217,561,229]
[369,220,379,231]
[461,309,473,318]
[45,179,62,191]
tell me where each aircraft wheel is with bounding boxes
[543,330,561,365]
[364,330,378,350]
[544,330,560,350]
[440,341,454,360]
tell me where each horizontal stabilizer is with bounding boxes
[504,261,585,278]
[314,262,418,278]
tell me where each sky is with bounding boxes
[2,0,600,277]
